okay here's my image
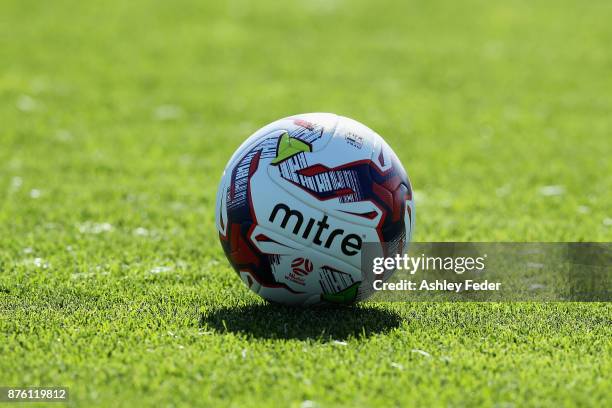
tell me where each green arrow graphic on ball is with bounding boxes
[271,132,311,164]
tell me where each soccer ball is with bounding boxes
[215,113,414,306]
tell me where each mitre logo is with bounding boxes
[268,203,363,256]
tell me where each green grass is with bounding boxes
[1,0,611,406]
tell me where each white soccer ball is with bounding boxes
[215,113,414,306]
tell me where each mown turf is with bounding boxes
[1,0,611,406]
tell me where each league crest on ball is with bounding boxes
[215,113,414,306]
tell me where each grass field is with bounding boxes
[1,0,611,406]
